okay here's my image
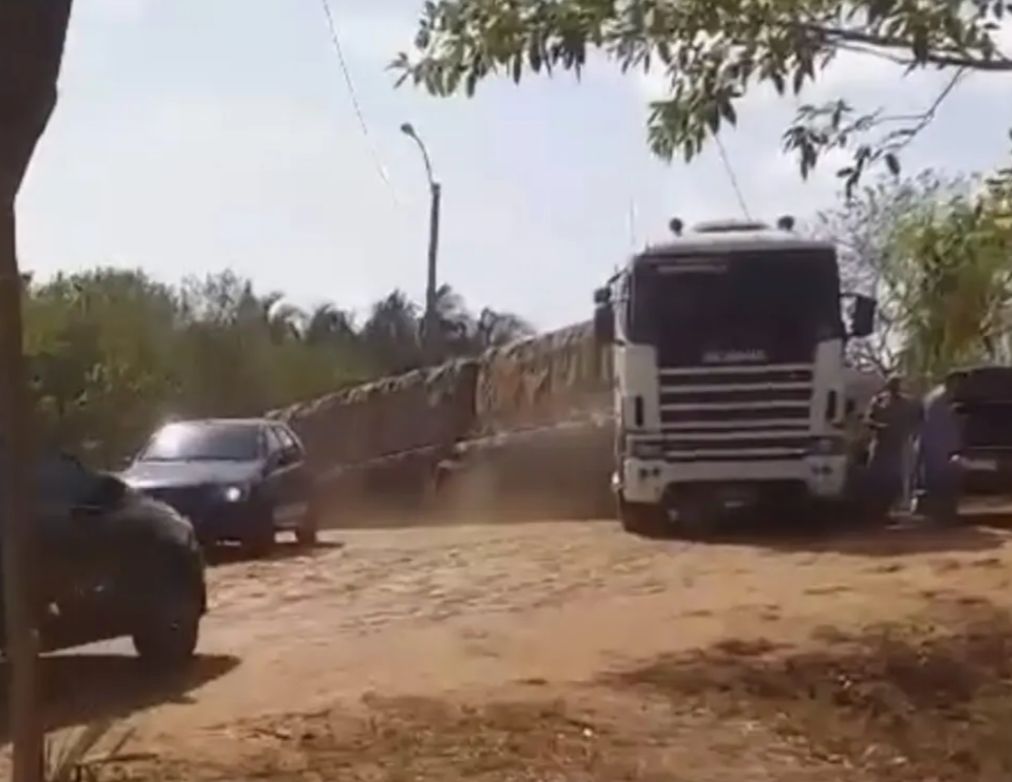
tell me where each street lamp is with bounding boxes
[401,122,441,357]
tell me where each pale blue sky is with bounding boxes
[17,0,1012,330]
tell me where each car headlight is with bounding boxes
[809,437,845,456]
[222,485,248,503]
[629,441,665,460]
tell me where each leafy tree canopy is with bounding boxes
[395,0,1012,191]
[815,154,1012,383]
[23,268,534,465]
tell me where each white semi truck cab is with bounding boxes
[593,218,877,536]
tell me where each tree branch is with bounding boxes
[878,68,968,153]
[801,23,1012,71]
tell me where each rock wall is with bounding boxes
[269,323,616,525]
[474,321,612,434]
[270,359,479,472]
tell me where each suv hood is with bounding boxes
[120,459,263,490]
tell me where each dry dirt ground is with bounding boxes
[19,516,1012,780]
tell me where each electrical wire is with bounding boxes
[714,134,752,221]
[318,0,398,203]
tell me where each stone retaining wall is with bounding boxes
[267,322,616,524]
[270,359,479,472]
[474,321,612,434]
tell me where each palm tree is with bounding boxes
[236,287,303,344]
[361,291,423,373]
[428,284,474,357]
[474,307,534,350]
[304,303,358,347]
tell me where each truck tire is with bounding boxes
[133,581,201,669]
[618,495,668,538]
[671,498,719,540]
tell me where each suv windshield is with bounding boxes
[140,423,261,462]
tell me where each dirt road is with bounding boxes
[31,518,1012,780]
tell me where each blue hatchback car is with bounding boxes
[121,418,319,554]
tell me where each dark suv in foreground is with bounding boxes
[121,418,318,554]
[8,453,206,666]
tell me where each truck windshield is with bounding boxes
[140,422,261,462]
[628,249,843,366]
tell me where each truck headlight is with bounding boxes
[809,437,845,456]
[629,441,665,460]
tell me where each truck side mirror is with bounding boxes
[850,295,876,338]
[592,287,615,344]
[593,303,614,345]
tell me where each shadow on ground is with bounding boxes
[605,596,1012,780]
[721,517,1009,557]
[633,505,1011,556]
[205,539,344,566]
[0,652,239,741]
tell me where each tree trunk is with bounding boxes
[0,4,74,781]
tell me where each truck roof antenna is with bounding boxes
[777,215,795,231]
[669,217,684,236]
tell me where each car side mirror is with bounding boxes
[849,295,876,338]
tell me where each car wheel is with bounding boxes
[241,502,276,557]
[296,502,319,546]
[243,525,275,558]
[133,583,201,669]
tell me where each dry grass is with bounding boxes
[107,697,613,782]
[611,598,1012,781]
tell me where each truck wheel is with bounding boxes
[618,496,668,538]
[672,498,719,540]
[133,583,201,669]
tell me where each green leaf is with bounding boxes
[719,99,737,126]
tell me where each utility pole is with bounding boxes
[0,5,73,782]
[400,122,440,360]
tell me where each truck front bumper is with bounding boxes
[617,455,848,506]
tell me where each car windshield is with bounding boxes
[139,422,261,462]
[34,453,101,507]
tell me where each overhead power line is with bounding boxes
[318,0,398,203]
[714,134,752,221]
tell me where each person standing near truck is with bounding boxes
[917,374,963,524]
[865,375,921,518]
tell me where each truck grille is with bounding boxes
[654,363,813,461]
